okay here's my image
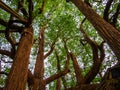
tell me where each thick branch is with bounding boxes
[71,0,120,61]
[45,69,70,84]
[80,20,105,84]
[45,51,70,84]
[34,27,45,78]
[70,52,84,85]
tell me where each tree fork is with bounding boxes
[71,0,120,61]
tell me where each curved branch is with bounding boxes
[80,19,105,84]
[70,52,84,85]
[44,39,56,59]
[45,69,70,85]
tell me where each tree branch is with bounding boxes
[80,19,105,84]
[44,40,56,59]
[0,1,27,23]
[45,69,70,84]
[70,52,84,85]
[45,50,70,84]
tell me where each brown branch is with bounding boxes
[70,52,84,85]
[44,40,56,59]
[34,27,45,79]
[103,0,113,22]
[80,19,105,84]
[45,69,70,84]
[55,51,61,71]
[0,1,27,23]
[45,51,70,84]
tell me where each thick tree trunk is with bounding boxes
[71,0,120,61]
[5,26,33,90]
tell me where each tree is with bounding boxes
[0,0,120,90]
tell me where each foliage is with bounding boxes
[0,0,119,89]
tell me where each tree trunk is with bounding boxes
[5,26,33,90]
[71,0,120,61]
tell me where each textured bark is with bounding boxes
[33,28,45,90]
[56,78,61,90]
[70,53,84,85]
[45,69,70,84]
[71,0,120,61]
[80,24,105,84]
[5,26,33,90]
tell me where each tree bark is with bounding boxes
[70,53,84,85]
[33,27,45,90]
[71,0,120,61]
[5,26,33,90]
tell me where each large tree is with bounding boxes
[0,0,120,90]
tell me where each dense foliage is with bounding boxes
[0,0,119,89]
